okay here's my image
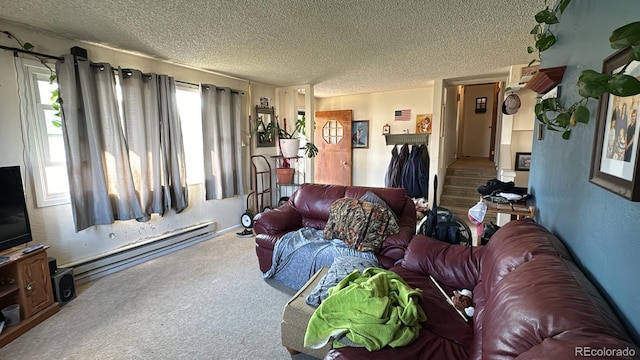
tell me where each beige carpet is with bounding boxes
[0,230,318,360]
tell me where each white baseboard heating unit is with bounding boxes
[67,222,216,284]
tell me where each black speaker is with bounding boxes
[51,267,76,305]
[48,257,57,275]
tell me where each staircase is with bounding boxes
[439,158,497,224]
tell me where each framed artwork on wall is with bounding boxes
[515,152,531,171]
[352,120,369,148]
[382,123,391,135]
[589,47,640,201]
[415,114,432,134]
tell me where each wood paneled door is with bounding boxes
[314,110,353,185]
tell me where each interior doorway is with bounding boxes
[459,83,500,161]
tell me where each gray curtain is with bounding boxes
[56,55,145,232]
[119,70,188,216]
[118,69,164,219]
[201,85,245,199]
[158,75,188,212]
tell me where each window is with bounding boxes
[20,60,69,207]
[176,85,204,185]
[20,60,205,208]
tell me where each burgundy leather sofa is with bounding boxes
[327,219,639,360]
[253,183,416,273]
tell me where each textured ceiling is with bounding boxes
[0,0,541,97]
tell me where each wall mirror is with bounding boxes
[255,105,276,147]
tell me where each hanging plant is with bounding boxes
[526,1,640,139]
[527,0,573,64]
[1,30,62,127]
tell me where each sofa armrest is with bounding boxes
[253,204,303,235]
[402,235,485,290]
[377,198,416,268]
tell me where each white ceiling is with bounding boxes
[0,0,541,97]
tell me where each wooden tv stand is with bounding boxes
[0,246,60,347]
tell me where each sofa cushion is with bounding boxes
[481,255,636,359]
[324,198,400,253]
[345,186,407,216]
[480,218,572,292]
[291,184,347,227]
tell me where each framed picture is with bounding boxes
[259,97,270,108]
[515,152,531,171]
[352,120,369,148]
[589,47,640,201]
[382,123,391,135]
[415,114,432,134]
[475,97,487,113]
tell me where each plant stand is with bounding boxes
[270,155,305,205]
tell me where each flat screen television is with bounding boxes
[0,166,33,253]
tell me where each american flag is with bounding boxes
[394,109,411,121]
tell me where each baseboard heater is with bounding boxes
[67,222,216,284]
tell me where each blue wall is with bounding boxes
[530,0,640,343]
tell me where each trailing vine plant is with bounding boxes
[527,1,640,139]
[1,30,62,127]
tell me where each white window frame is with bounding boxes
[18,58,70,207]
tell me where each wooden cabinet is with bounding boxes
[0,247,59,347]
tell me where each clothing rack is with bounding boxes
[384,133,429,146]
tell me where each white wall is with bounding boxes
[316,87,434,187]
[0,21,261,266]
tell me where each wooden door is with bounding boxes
[314,110,352,185]
[461,84,495,157]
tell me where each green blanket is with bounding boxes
[304,267,427,351]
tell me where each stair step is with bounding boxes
[446,167,497,178]
[440,194,478,209]
[442,185,481,198]
[445,175,491,188]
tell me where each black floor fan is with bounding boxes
[417,175,472,246]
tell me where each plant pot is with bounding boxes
[279,138,300,158]
[276,168,295,185]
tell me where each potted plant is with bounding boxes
[275,115,318,184]
[253,115,275,146]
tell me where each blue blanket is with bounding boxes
[262,227,378,290]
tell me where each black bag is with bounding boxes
[417,175,467,245]
[434,207,461,245]
[481,221,501,245]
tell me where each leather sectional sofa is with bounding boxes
[255,184,638,359]
[253,183,416,273]
[327,219,639,359]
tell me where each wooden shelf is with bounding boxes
[0,247,57,348]
[0,303,60,348]
[483,199,535,219]
[524,66,566,94]
[0,284,19,299]
[384,133,429,146]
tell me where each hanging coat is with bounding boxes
[392,144,410,188]
[419,144,430,197]
[400,144,429,197]
[384,145,399,187]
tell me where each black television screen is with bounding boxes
[0,166,32,252]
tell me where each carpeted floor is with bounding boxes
[0,230,320,360]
